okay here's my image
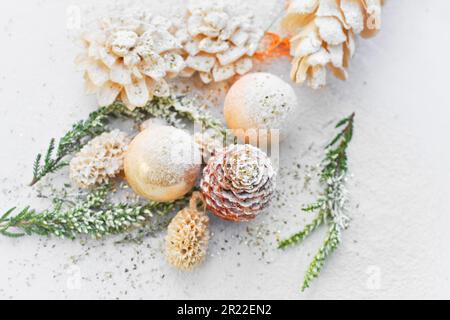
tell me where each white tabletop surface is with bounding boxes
[0,0,449,300]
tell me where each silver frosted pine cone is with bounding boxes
[200,144,276,222]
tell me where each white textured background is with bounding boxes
[0,0,449,300]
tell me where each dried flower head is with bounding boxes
[70,130,130,188]
[282,0,384,89]
[166,192,209,271]
[76,9,185,109]
[176,0,263,83]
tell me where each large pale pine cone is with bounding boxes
[282,0,384,89]
[200,144,276,222]
[166,192,209,271]
[176,1,263,84]
[76,9,185,110]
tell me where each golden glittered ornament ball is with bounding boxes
[166,192,209,271]
[124,124,202,202]
[200,144,276,222]
[224,72,298,146]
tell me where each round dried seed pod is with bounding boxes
[166,192,209,270]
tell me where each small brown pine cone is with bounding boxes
[165,192,209,271]
[200,144,276,222]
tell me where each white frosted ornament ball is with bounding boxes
[124,125,202,202]
[224,72,298,145]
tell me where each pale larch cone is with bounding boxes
[282,0,384,89]
[166,192,209,271]
[76,9,185,110]
[200,144,276,222]
[175,0,264,84]
[70,130,130,188]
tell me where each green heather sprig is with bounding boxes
[0,186,190,239]
[30,96,226,186]
[279,113,355,291]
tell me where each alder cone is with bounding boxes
[200,144,276,222]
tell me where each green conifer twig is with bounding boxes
[0,186,190,239]
[279,113,355,291]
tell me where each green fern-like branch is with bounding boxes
[302,223,341,291]
[279,113,355,291]
[0,186,190,240]
[29,96,227,186]
[278,209,326,249]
